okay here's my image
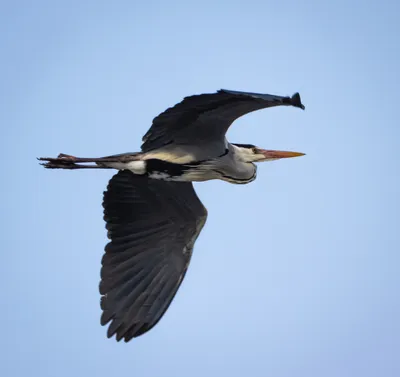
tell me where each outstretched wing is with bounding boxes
[141,89,305,152]
[101,170,207,342]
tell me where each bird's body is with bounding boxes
[98,142,258,184]
[39,89,305,342]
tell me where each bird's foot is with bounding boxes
[38,153,79,169]
[57,153,77,161]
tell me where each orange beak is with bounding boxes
[259,149,305,160]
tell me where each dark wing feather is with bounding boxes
[101,170,207,341]
[141,89,305,152]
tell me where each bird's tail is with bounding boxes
[38,153,141,170]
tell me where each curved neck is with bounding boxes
[216,148,257,184]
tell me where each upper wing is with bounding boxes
[141,89,305,152]
[100,170,207,342]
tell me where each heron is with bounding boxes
[39,89,305,342]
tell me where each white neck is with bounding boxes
[231,145,256,163]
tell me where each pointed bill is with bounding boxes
[259,149,305,159]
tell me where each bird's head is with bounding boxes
[232,143,305,163]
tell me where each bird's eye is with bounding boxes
[252,148,258,154]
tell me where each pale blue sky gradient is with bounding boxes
[2,1,400,376]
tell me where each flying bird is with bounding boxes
[39,89,305,342]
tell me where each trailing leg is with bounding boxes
[38,152,141,170]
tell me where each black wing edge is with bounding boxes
[218,89,305,110]
[100,170,208,342]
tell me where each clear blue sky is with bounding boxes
[2,1,399,376]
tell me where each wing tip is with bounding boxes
[290,92,305,110]
[219,89,305,110]
[103,320,151,342]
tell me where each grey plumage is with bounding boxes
[38,88,305,342]
[101,170,207,341]
[141,89,304,158]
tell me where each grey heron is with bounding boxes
[39,89,305,342]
